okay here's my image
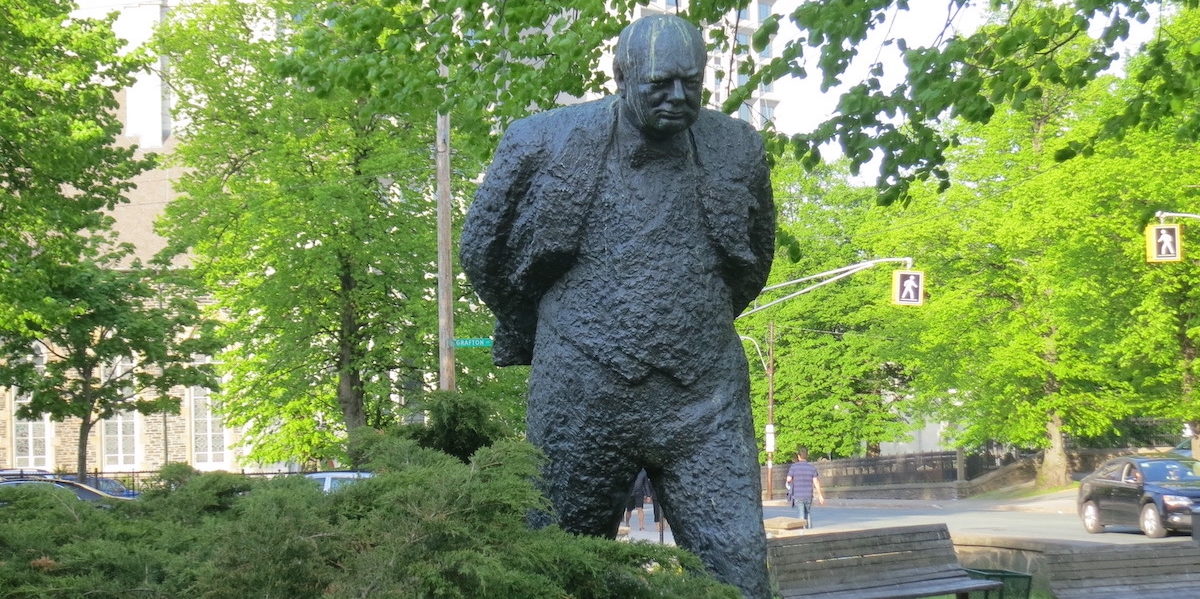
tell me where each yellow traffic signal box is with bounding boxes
[1146,223,1183,262]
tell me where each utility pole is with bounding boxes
[436,103,455,392]
[765,321,776,499]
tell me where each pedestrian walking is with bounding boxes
[785,447,824,527]
[625,469,651,530]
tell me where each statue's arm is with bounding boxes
[733,131,776,314]
[460,119,545,365]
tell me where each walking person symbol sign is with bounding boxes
[1146,223,1183,262]
[891,270,925,306]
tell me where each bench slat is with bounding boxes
[779,574,1001,599]
[768,523,1002,599]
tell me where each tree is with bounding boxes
[1103,8,1200,460]
[738,160,914,460]
[766,0,1200,204]
[860,69,1188,486]
[252,0,1200,202]
[0,0,153,332]
[154,0,531,464]
[0,252,219,480]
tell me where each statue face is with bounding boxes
[616,22,705,140]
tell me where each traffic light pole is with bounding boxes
[1156,211,1200,222]
[738,257,914,319]
[737,257,914,499]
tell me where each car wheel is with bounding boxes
[1081,501,1105,533]
[1140,503,1168,538]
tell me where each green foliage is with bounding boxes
[389,390,516,463]
[0,438,738,599]
[0,256,220,480]
[154,0,504,464]
[0,0,154,332]
[739,159,915,459]
[757,0,1200,203]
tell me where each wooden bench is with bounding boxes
[1045,542,1200,599]
[767,523,1004,599]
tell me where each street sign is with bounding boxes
[891,270,925,306]
[453,337,493,348]
[1146,223,1183,262]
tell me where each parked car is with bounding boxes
[1077,455,1200,537]
[303,471,373,493]
[0,478,131,504]
[1171,438,1193,458]
[0,468,53,479]
[57,474,139,498]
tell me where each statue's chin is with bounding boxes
[644,118,694,139]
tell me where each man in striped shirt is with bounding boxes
[786,447,825,527]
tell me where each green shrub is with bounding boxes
[0,438,740,598]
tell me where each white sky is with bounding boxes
[770,0,988,136]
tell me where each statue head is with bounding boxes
[614,15,706,140]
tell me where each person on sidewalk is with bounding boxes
[624,469,651,530]
[785,447,825,527]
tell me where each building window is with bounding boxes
[738,103,752,122]
[104,411,137,467]
[13,419,49,468]
[760,100,777,125]
[759,0,773,22]
[108,355,135,400]
[191,385,227,466]
[735,31,749,55]
[666,0,679,8]
[738,71,750,87]
[13,345,50,469]
[737,7,749,20]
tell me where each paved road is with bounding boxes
[623,491,1199,546]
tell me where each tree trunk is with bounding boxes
[1036,328,1070,488]
[76,417,95,482]
[1037,411,1071,488]
[337,253,366,430]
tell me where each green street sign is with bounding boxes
[454,337,493,348]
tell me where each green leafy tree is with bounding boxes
[0,253,219,480]
[155,0,536,464]
[0,0,153,331]
[862,72,1173,486]
[1104,8,1200,459]
[739,160,914,460]
[767,0,1200,204]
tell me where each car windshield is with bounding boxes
[1140,460,1200,482]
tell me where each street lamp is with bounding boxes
[740,324,776,499]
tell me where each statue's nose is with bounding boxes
[667,79,686,101]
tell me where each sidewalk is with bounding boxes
[764,488,1079,515]
[619,489,1079,545]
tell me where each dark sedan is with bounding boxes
[1077,455,1200,538]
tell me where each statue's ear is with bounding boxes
[613,62,626,95]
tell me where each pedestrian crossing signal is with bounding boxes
[1146,224,1183,263]
[892,270,925,306]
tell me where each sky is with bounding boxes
[770,0,989,137]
